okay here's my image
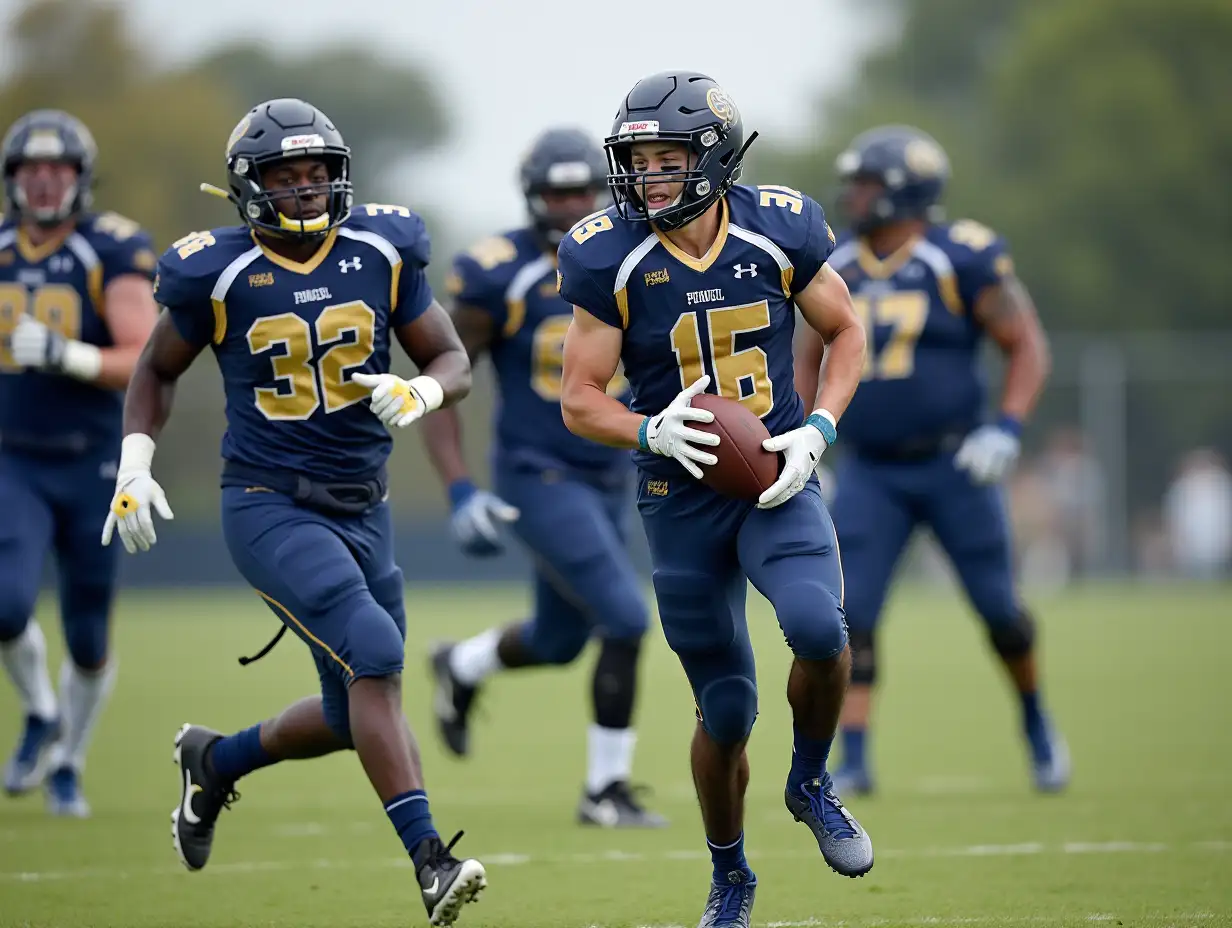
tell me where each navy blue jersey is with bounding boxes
[829,219,1013,453]
[448,226,626,472]
[557,183,835,476]
[155,204,434,481]
[0,212,156,452]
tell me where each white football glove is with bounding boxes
[450,485,521,557]
[758,412,833,509]
[10,314,101,380]
[351,372,443,429]
[954,423,1021,485]
[641,375,720,480]
[101,434,174,554]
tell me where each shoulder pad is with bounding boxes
[559,207,628,275]
[346,204,430,267]
[154,227,251,306]
[83,211,157,273]
[89,211,147,245]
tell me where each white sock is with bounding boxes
[587,724,637,795]
[0,621,57,721]
[449,628,504,687]
[48,659,117,772]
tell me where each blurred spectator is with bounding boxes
[1163,449,1232,579]
[1036,428,1108,577]
[1008,462,1069,589]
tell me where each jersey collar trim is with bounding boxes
[250,227,339,275]
[16,225,73,264]
[652,198,729,274]
[856,233,920,279]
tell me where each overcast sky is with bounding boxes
[2,0,892,232]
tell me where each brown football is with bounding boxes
[689,393,781,500]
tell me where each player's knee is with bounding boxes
[320,685,354,748]
[526,622,590,666]
[696,674,759,745]
[0,607,30,645]
[593,582,649,641]
[60,582,112,669]
[986,608,1036,659]
[341,600,405,680]
[777,582,849,661]
[593,636,642,730]
[848,629,877,686]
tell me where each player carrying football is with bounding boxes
[795,126,1068,795]
[100,98,485,927]
[422,127,663,829]
[558,72,872,928]
[0,110,159,817]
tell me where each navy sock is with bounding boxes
[707,832,752,883]
[1020,690,1044,731]
[787,726,833,796]
[386,789,438,858]
[841,727,867,771]
[207,724,276,782]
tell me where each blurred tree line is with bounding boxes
[751,0,1232,521]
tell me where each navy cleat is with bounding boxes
[171,723,239,871]
[429,643,479,758]
[4,714,60,795]
[785,773,874,878]
[577,780,669,828]
[413,830,486,927]
[831,763,875,797]
[697,870,757,928]
[1028,721,1071,793]
[45,765,90,817]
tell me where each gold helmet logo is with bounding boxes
[903,138,947,177]
[705,87,739,127]
[226,114,252,156]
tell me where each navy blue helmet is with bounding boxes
[604,70,757,232]
[223,98,353,241]
[2,109,97,226]
[520,127,609,246]
[835,125,950,233]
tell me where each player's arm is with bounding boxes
[90,274,161,389]
[974,274,1051,424]
[390,300,472,411]
[793,322,826,418]
[420,303,491,488]
[560,306,641,448]
[794,264,866,423]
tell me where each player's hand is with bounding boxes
[102,471,174,554]
[758,418,831,509]
[642,375,720,480]
[449,482,520,557]
[352,372,442,429]
[10,314,65,370]
[954,424,1021,485]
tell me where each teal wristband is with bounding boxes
[805,412,837,447]
[637,416,652,452]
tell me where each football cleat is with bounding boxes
[785,773,875,878]
[171,723,239,871]
[429,643,479,758]
[577,780,668,828]
[3,714,60,795]
[830,763,875,797]
[697,870,757,928]
[45,765,90,818]
[1028,722,1071,793]
[413,830,486,927]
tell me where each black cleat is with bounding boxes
[429,643,479,758]
[414,830,486,926]
[171,723,239,872]
[577,780,669,828]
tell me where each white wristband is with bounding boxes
[61,340,102,382]
[118,433,156,474]
[408,375,444,413]
[812,408,837,429]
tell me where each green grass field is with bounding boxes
[1,581,1230,927]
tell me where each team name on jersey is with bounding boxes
[293,286,334,305]
[686,288,725,306]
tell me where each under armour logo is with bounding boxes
[733,263,758,278]
[338,257,362,273]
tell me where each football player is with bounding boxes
[795,126,1067,796]
[421,127,663,829]
[558,72,873,928]
[101,98,485,927]
[0,110,159,817]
